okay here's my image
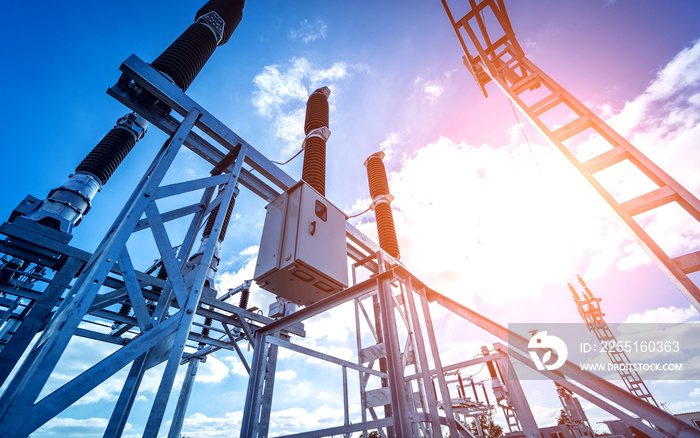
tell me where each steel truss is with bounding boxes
[0,54,309,438]
[440,0,700,311]
[0,52,699,438]
[237,249,699,437]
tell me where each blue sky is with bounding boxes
[1,0,700,436]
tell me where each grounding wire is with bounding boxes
[270,148,304,166]
[347,206,371,219]
[508,100,581,278]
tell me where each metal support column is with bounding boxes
[418,287,459,437]
[377,277,412,437]
[103,353,151,438]
[167,357,202,438]
[402,277,442,436]
[241,331,269,437]
[495,352,539,437]
[257,341,280,437]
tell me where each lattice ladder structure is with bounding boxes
[440,0,700,312]
[351,252,463,438]
[569,276,659,408]
[239,258,700,437]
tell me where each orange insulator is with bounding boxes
[302,136,326,196]
[302,87,330,195]
[364,152,400,260]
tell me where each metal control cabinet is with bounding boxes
[254,181,348,305]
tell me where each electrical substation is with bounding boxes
[1,1,700,437]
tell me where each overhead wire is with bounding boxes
[508,100,581,278]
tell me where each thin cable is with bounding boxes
[467,363,487,378]
[509,100,581,277]
[270,148,303,166]
[347,207,371,219]
[542,407,560,426]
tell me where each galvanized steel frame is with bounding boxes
[1,50,697,438]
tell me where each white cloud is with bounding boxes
[357,135,616,305]
[240,245,259,256]
[273,108,306,154]
[415,76,445,102]
[289,19,328,44]
[624,305,700,324]
[179,411,243,438]
[195,354,230,383]
[252,57,353,154]
[275,369,298,380]
[269,405,344,434]
[378,131,406,162]
[252,58,350,117]
[223,355,252,376]
[36,417,113,436]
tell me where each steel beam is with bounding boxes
[167,356,201,438]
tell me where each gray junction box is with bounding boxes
[254,181,348,306]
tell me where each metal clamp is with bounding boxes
[301,126,331,149]
[196,11,225,45]
[116,112,148,140]
[370,193,394,210]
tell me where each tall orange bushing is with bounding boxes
[364,152,400,260]
[302,87,331,196]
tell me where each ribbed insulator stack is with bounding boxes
[75,119,140,185]
[26,1,246,234]
[238,285,250,309]
[302,87,331,196]
[201,317,212,339]
[151,24,218,92]
[203,185,239,243]
[364,152,400,260]
[152,0,244,91]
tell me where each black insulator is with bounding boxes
[203,186,236,242]
[152,264,168,293]
[304,88,330,134]
[156,265,168,280]
[195,0,245,46]
[301,136,326,196]
[239,286,250,309]
[118,302,131,316]
[151,23,217,91]
[202,316,212,338]
[75,127,137,185]
[366,155,390,199]
[374,203,400,260]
